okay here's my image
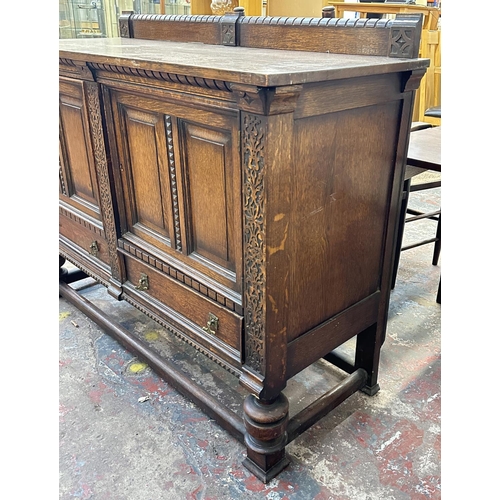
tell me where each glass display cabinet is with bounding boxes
[59,0,191,39]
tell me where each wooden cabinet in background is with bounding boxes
[59,11,428,484]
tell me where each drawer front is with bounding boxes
[59,210,110,266]
[124,255,242,352]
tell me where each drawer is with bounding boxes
[59,210,110,265]
[124,255,242,352]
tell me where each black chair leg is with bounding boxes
[392,179,411,289]
[432,213,441,265]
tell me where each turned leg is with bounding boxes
[355,323,382,396]
[242,392,290,483]
[432,213,441,266]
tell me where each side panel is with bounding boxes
[117,103,174,250]
[180,121,237,276]
[287,100,402,341]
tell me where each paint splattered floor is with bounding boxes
[59,188,441,500]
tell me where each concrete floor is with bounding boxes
[59,187,441,500]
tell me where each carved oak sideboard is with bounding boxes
[59,10,428,483]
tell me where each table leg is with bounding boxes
[432,213,441,265]
[354,323,381,396]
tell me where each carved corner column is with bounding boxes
[82,77,125,299]
[233,82,302,481]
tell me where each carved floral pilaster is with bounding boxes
[85,82,122,281]
[243,112,266,374]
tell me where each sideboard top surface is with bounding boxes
[59,38,428,87]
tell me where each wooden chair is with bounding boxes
[391,121,441,299]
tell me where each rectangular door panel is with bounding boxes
[118,103,174,251]
[181,122,234,272]
[60,102,94,201]
[59,79,101,219]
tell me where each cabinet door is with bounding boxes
[59,77,102,220]
[109,90,242,293]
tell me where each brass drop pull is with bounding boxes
[202,313,219,335]
[89,240,99,257]
[135,273,149,291]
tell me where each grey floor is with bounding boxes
[56,186,441,499]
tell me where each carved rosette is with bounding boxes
[118,14,131,38]
[390,28,414,58]
[389,15,422,59]
[119,23,129,37]
[85,83,121,280]
[243,113,266,374]
[222,23,235,45]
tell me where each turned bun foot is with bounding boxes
[242,393,290,483]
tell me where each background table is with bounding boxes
[407,125,441,172]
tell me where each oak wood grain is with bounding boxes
[59,38,429,88]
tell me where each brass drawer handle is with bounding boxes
[89,240,99,257]
[135,273,149,291]
[202,313,219,335]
